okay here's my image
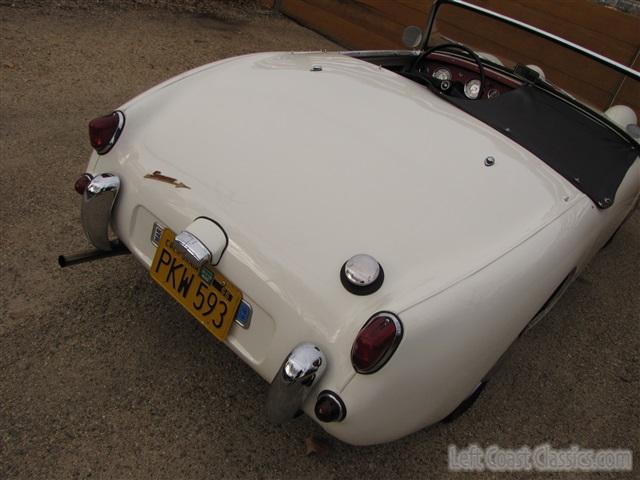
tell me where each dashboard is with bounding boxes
[417,52,521,100]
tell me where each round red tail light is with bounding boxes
[89,111,125,154]
[315,391,346,422]
[351,312,403,374]
[74,173,93,195]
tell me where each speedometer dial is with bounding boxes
[432,68,452,81]
[464,79,482,99]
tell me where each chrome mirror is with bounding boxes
[402,26,423,49]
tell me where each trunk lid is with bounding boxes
[119,51,578,344]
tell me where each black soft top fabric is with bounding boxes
[448,85,639,208]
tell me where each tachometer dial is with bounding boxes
[432,68,452,81]
[464,79,482,99]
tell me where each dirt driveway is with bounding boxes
[1,2,638,479]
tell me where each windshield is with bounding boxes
[425,0,639,118]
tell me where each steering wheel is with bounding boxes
[409,43,486,100]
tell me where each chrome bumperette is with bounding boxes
[81,173,121,251]
[266,343,327,424]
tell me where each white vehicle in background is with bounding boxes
[60,0,639,445]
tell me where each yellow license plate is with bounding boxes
[150,228,242,341]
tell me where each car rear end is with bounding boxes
[66,51,635,445]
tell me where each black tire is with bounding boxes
[441,381,488,424]
[602,225,621,250]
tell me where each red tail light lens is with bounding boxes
[89,111,124,154]
[351,312,403,374]
[315,391,346,422]
[74,173,93,195]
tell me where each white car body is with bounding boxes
[71,1,639,445]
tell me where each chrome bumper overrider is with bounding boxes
[81,173,120,250]
[266,343,327,424]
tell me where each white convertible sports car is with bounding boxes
[60,0,639,445]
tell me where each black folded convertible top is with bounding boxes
[448,85,639,208]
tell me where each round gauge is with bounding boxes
[464,79,482,99]
[487,88,499,99]
[432,68,452,81]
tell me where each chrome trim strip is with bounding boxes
[81,173,120,251]
[266,343,327,424]
[423,0,639,81]
[341,49,420,58]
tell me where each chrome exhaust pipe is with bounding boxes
[58,241,129,268]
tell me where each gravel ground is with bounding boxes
[1,3,638,479]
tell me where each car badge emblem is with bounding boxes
[144,170,191,189]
